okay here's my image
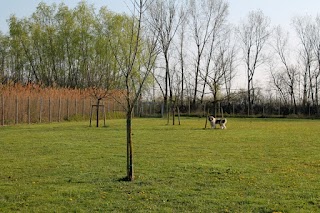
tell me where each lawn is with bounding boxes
[0,118,320,212]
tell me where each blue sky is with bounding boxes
[0,0,319,34]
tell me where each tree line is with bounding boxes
[0,1,127,89]
[1,0,320,116]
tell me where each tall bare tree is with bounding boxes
[176,3,188,107]
[203,28,236,115]
[293,15,315,110]
[311,15,320,113]
[189,0,229,107]
[237,10,270,115]
[223,28,238,109]
[271,26,298,113]
[147,0,184,115]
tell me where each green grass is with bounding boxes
[1,118,320,212]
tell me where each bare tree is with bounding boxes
[237,10,270,115]
[223,28,238,109]
[176,3,188,107]
[292,15,315,111]
[147,0,184,116]
[189,0,229,107]
[311,15,320,113]
[111,0,159,181]
[271,26,298,113]
[203,29,236,115]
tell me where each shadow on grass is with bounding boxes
[117,176,131,182]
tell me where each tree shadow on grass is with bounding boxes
[117,176,131,182]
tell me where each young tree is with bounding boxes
[237,10,270,115]
[111,0,159,181]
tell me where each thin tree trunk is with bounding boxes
[1,95,4,126]
[96,99,100,127]
[126,110,134,181]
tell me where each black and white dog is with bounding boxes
[208,115,227,129]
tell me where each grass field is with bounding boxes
[0,117,320,212]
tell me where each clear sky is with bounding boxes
[0,0,319,34]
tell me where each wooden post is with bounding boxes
[28,97,30,124]
[103,105,106,127]
[39,97,43,123]
[204,109,209,129]
[75,98,77,116]
[58,97,61,122]
[1,94,4,126]
[82,99,85,119]
[177,106,181,125]
[15,96,18,125]
[90,98,92,118]
[89,105,93,127]
[188,98,191,116]
[67,99,70,120]
[49,97,51,123]
[96,99,100,127]
[89,103,105,127]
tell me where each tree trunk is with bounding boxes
[96,99,100,127]
[247,78,251,116]
[126,111,134,181]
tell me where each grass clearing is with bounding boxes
[1,118,320,212]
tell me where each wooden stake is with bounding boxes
[28,97,31,124]
[204,109,209,129]
[1,95,4,126]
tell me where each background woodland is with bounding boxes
[1,0,320,119]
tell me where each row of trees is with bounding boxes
[270,16,320,115]
[0,1,128,89]
[2,0,320,116]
